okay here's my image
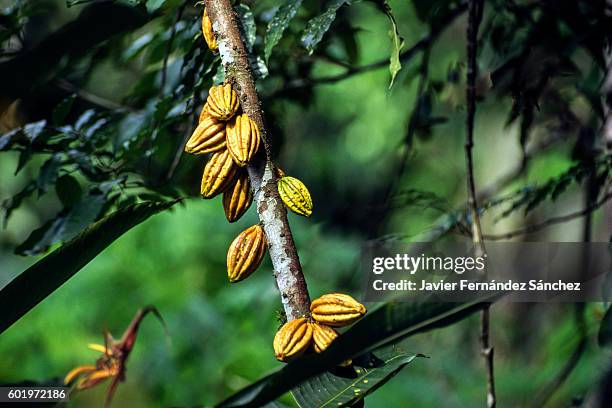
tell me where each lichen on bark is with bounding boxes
[204,0,310,320]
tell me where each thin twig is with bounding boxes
[465,0,485,248]
[604,2,612,152]
[160,1,188,96]
[465,1,495,407]
[55,79,132,112]
[484,189,612,241]
[205,0,310,320]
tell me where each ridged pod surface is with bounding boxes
[200,149,237,198]
[222,170,253,222]
[226,114,261,166]
[273,318,313,361]
[206,84,239,121]
[199,104,209,123]
[226,224,267,283]
[278,176,313,217]
[185,114,225,154]
[202,8,217,51]
[311,322,339,353]
[310,293,367,327]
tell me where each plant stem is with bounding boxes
[465,0,496,407]
[603,1,612,152]
[204,0,310,320]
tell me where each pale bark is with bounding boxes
[204,0,310,320]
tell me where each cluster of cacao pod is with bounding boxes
[204,8,314,216]
[185,82,266,283]
[273,293,367,362]
[198,7,356,363]
[184,77,267,282]
[185,82,260,223]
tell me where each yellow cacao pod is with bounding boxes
[206,84,239,121]
[227,224,267,283]
[311,322,339,353]
[202,8,218,51]
[310,293,366,327]
[273,318,313,361]
[185,114,225,155]
[199,104,209,123]
[278,176,313,217]
[226,114,261,166]
[222,170,253,222]
[201,149,237,198]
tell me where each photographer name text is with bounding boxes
[372,279,581,292]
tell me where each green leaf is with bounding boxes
[15,193,106,255]
[264,1,303,62]
[37,154,62,195]
[116,111,149,151]
[66,0,96,6]
[23,120,46,142]
[301,0,349,55]
[251,56,269,80]
[145,0,167,13]
[292,347,421,407]
[0,200,179,334]
[216,294,499,407]
[236,4,256,52]
[52,94,76,125]
[262,402,291,408]
[14,148,33,175]
[372,0,404,89]
[55,174,83,207]
[0,128,20,151]
[213,63,226,85]
[2,182,37,227]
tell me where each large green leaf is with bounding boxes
[301,0,349,55]
[0,200,179,334]
[264,0,303,62]
[292,346,421,407]
[215,294,500,407]
[262,402,291,408]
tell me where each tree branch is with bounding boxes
[204,0,310,320]
[55,79,132,112]
[602,0,612,152]
[465,1,496,407]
